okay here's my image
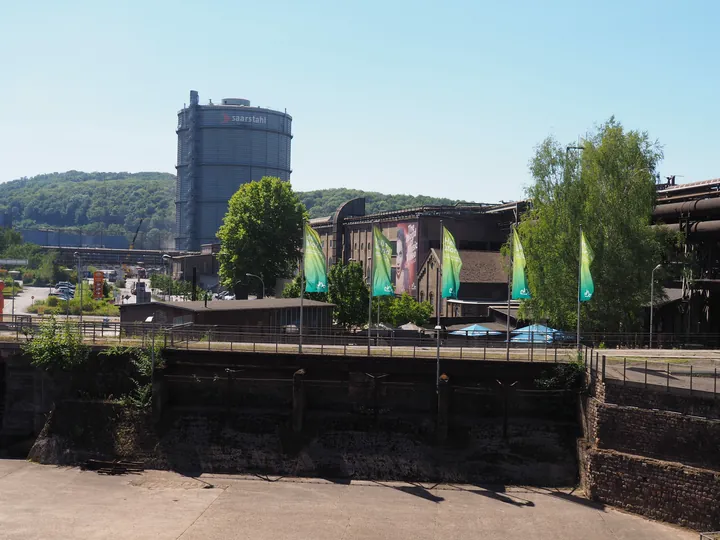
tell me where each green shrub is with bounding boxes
[535,360,586,390]
[22,317,89,372]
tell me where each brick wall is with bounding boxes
[579,376,720,531]
[582,447,720,531]
[596,402,720,470]
[29,401,579,486]
[604,380,720,419]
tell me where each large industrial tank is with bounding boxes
[175,90,293,251]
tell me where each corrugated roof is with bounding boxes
[431,249,508,283]
[121,298,334,313]
[309,216,332,225]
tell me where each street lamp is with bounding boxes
[435,324,442,392]
[649,264,662,349]
[162,254,171,300]
[74,251,83,329]
[246,273,265,299]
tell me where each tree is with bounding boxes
[282,261,369,328]
[386,293,433,327]
[327,262,369,328]
[218,177,306,292]
[0,227,22,252]
[297,188,474,219]
[0,171,175,248]
[282,274,327,302]
[517,118,676,332]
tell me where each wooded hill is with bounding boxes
[0,172,473,246]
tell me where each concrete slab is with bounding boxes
[0,461,696,540]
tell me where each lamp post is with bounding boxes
[74,252,83,329]
[435,324,442,392]
[649,264,662,349]
[246,273,265,299]
[162,254,171,300]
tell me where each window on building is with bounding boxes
[391,240,397,255]
[361,243,364,250]
[429,292,434,307]
[420,291,425,302]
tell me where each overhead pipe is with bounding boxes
[655,220,720,235]
[653,198,720,221]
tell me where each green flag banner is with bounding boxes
[303,223,327,293]
[511,229,531,300]
[372,226,394,296]
[579,231,594,302]
[441,227,462,299]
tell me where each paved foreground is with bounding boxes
[0,460,694,540]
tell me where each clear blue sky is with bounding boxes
[2,0,718,202]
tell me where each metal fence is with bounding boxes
[583,346,719,399]
[4,320,720,374]
[1,320,584,362]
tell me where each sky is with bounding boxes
[1,0,718,203]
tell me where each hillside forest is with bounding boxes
[0,172,476,248]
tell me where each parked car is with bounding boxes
[55,282,75,290]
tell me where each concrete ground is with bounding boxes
[9,286,50,316]
[0,460,694,540]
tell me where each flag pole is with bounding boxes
[299,229,305,354]
[506,224,513,361]
[368,224,374,356]
[576,224,582,351]
[436,220,443,392]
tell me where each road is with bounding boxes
[7,285,50,316]
[0,460,695,540]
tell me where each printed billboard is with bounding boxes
[93,271,105,300]
[395,222,418,297]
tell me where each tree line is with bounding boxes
[217,118,679,333]
[0,171,175,250]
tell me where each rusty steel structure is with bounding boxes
[652,177,720,336]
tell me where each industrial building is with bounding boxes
[310,198,523,303]
[120,298,333,331]
[417,249,509,318]
[651,176,720,336]
[175,91,293,251]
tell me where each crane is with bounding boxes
[129,218,144,250]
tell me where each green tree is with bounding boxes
[282,275,327,302]
[517,118,675,331]
[0,171,175,248]
[218,177,306,292]
[0,227,22,252]
[297,188,475,219]
[282,261,369,328]
[387,293,433,327]
[327,262,369,329]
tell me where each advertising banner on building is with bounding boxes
[395,222,418,297]
[93,271,104,300]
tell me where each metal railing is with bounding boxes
[583,346,719,399]
[4,320,720,368]
[1,320,583,362]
